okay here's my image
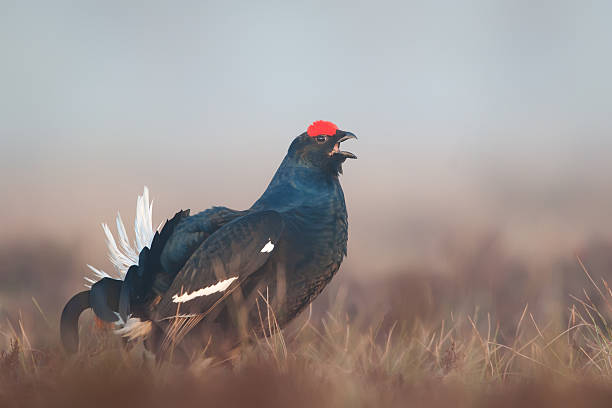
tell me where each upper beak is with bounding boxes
[338,131,357,143]
[335,131,358,159]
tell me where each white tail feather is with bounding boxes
[135,188,154,252]
[101,223,136,278]
[116,212,139,263]
[84,186,158,282]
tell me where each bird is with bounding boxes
[60,120,357,361]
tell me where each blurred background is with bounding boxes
[1,0,612,339]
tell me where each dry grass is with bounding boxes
[2,272,612,407]
[4,240,612,406]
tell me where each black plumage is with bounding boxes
[61,121,356,359]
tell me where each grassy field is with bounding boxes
[3,240,612,407]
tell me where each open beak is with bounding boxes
[332,131,357,159]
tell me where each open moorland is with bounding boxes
[4,237,612,407]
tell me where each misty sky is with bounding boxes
[1,1,612,274]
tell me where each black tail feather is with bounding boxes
[60,278,122,354]
[90,277,122,322]
[150,210,190,295]
[60,290,91,354]
[119,266,138,321]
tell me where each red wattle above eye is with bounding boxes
[307,120,338,137]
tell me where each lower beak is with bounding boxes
[334,132,358,159]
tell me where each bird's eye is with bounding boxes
[315,135,328,143]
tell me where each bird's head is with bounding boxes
[287,121,357,175]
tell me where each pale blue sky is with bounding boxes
[1,0,611,273]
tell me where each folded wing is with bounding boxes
[154,210,284,320]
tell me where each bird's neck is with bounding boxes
[273,155,339,186]
[251,155,344,211]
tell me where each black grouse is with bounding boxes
[61,120,357,360]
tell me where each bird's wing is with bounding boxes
[160,206,246,277]
[154,210,284,321]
